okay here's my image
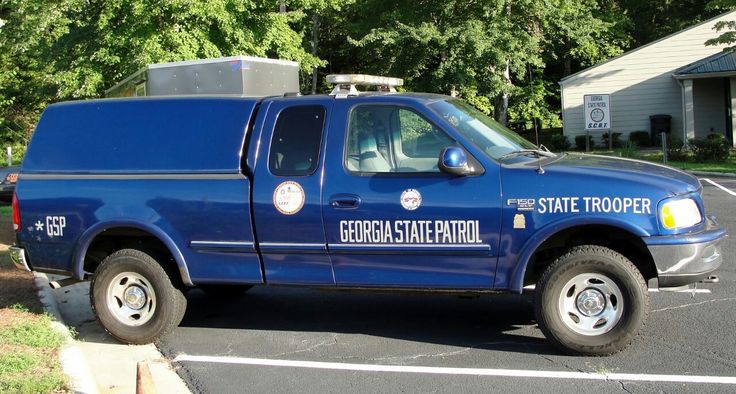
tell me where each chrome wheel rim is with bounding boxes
[557,273,623,336]
[106,272,157,326]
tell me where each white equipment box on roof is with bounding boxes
[105,56,300,98]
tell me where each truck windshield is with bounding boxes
[428,99,543,160]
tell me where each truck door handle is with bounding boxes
[329,194,361,209]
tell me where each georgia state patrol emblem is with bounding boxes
[400,189,422,211]
[273,181,305,215]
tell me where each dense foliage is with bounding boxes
[690,134,732,162]
[0,0,733,152]
[706,0,736,49]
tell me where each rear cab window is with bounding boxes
[269,105,326,176]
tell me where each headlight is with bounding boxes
[659,198,702,229]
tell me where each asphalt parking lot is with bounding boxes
[159,176,736,394]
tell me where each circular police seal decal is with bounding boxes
[273,181,305,215]
[400,189,422,211]
[591,108,605,122]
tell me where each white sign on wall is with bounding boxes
[584,94,611,130]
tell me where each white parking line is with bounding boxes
[528,285,711,294]
[701,178,736,197]
[174,354,736,385]
[648,288,710,293]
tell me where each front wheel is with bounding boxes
[90,249,187,344]
[534,245,649,356]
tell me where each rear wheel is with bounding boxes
[90,249,187,344]
[534,245,649,356]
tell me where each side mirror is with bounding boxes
[438,146,471,176]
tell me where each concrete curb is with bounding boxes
[33,272,99,394]
[31,273,193,394]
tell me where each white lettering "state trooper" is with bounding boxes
[537,197,651,214]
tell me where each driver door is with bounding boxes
[322,99,502,289]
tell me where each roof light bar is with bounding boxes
[326,74,404,96]
[327,74,403,87]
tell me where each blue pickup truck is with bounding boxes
[10,75,726,355]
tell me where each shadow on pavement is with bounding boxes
[42,272,554,356]
[178,286,553,355]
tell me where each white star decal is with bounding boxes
[35,220,44,232]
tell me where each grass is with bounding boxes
[0,309,67,349]
[0,370,67,394]
[587,148,736,174]
[0,308,69,393]
[0,205,10,217]
[0,214,69,393]
[0,353,43,374]
[639,151,736,173]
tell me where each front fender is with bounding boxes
[506,216,651,292]
[72,219,193,286]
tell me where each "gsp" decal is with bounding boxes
[45,216,66,238]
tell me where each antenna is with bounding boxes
[528,64,544,175]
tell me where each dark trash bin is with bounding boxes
[650,114,671,146]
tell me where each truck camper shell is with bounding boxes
[105,56,299,98]
[24,97,257,174]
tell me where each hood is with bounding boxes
[541,153,701,196]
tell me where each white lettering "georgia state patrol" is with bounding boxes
[537,197,651,214]
[339,220,481,244]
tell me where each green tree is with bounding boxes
[705,0,736,49]
[615,0,723,47]
[290,0,354,93]
[3,0,715,153]
[0,0,75,148]
[512,0,631,129]
[0,0,324,149]
[326,0,628,127]
[328,0,546,125]
[49,0,324,99]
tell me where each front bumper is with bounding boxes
[9,246,30,272]
[644,216,727,288]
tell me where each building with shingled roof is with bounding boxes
[559,11,736,147]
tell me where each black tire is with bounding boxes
[534,245,649,356]
[198,284,253,298]
[90,249,187,344]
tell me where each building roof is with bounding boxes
[559,10,736,85]
[673,50,736,79]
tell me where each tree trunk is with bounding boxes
[495,1,512,126]
[494,94,508,126]
[494,60,510,126]
[311,13,320,95]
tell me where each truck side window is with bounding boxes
[269,105,325,176]
[346,106,454,173]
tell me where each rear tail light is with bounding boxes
[12,192,20,232]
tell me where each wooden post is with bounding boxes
[662,132,668,164]
[136,361,156,394]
